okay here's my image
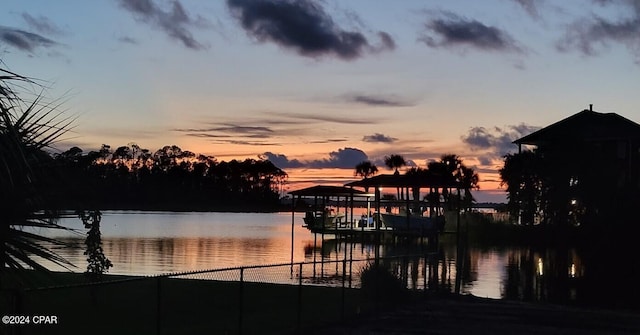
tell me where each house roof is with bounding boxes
[514,110,640,146]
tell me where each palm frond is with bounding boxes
[1,65,77,273]
[5,231,74,270]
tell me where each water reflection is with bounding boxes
[30,211,636,308]
[54,236,309,274]
[297,234,596,306]
[301,237,458,292]
[501,247,584,304]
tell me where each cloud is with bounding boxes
[262,147,368,169]
[21,13,65,36]
[461,124,540,164]
[118,0,207,50]
[174,117,339,145]
[182,133,232,138]
[173,123,278,146]
[267,111,379,125]
[419,11,523,53]
[362,133,397,143]
[556,0,640,63]
[174,124,274,136]
[308,147,368,168]
[118,36,139,44]
[227,0,394,60]
[347,93,413,107]
[185,132,281,146]
[462,127,494,149]
[260,152,304,168]
[511,0,542,19]
[377,31,396,50]
[226,140,277,146]
[308,138,348,144]
[0,26,57,52]
[212,125,274,134]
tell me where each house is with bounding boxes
[513,105,640,226]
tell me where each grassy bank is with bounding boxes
[1,270,379,335]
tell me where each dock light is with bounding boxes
[570,199,577,205]
[537,258,544,276]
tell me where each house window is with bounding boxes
[569,177,579,187]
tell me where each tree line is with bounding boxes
[52,143,288,211]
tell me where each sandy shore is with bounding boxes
[313,294,640,335]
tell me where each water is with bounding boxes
[29,211,595,304]
[35,211,311,275]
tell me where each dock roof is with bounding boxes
[289,185,373,197]
[344,173,461,189]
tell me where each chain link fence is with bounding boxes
[1,253,452,334]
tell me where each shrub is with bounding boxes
[359,263,406,305]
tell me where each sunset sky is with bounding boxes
[2,0,639,202]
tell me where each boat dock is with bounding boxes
[289,173,464,241]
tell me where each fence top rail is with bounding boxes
[160,258,373,279]
[15,254,425,292]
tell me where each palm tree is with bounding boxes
[354,160,378,179]
[428,154,479,211]
[384,154,406,200]
[1,66,74,273]
[500,150,541,225]
[354,161,378,192]
[384,154,406,175]
[405,167,429,213]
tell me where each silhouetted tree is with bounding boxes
[384,154,406,200]
[500,150,542,225]
[354,160,379,179]
[384,154,406,175]
[353,161,378,192]
[405,167,429,213]
[428,155,479,211]
[354,160,378,192]
[52,143,287,210]
[77,210,112,280]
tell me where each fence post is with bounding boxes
[341,259,346,321]
[14,288,23,314]
[297,263,302,334]
[238,268,244,335]
[156,277,162,335]
[11,289,22,335]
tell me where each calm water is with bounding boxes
[31,211,587,302]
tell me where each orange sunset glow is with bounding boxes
[3,0,638,204]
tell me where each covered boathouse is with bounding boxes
[289,172,463,239]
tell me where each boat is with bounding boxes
[302,210,346,233]
[379,213,445,235]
